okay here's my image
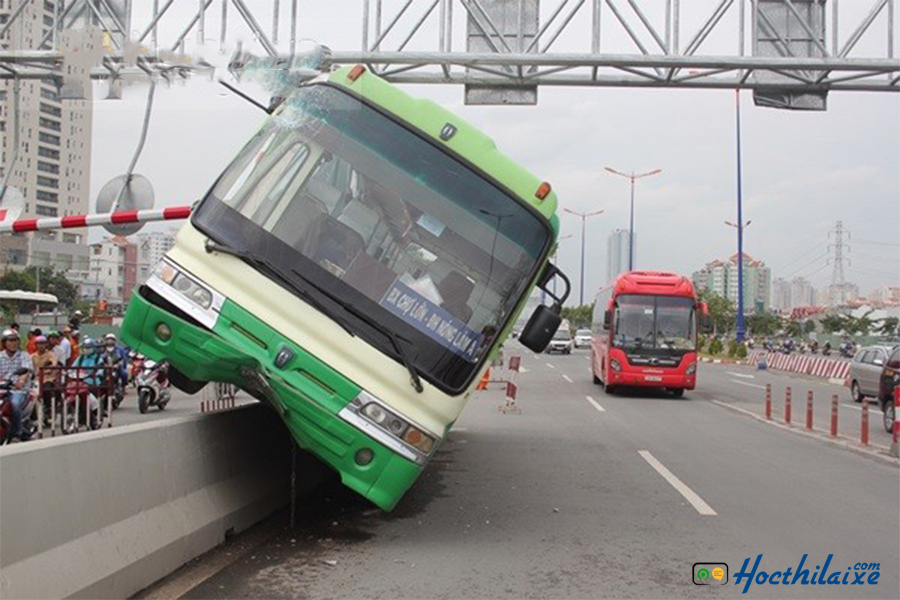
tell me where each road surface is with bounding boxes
[139,348,899,599]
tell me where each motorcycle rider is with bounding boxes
[1,329,33,441]
[101,334,129,391]
[31,335,61,420]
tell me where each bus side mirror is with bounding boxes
[603,310,612,330]
[519,305,562,352]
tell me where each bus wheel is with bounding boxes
[605,385,617,396]
[669,388,684,398]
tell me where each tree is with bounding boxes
[785,320,802,338]
[803,320,817,334]
[845,310,876,336]
[560,305,593,329]
[698,290,736,337]
[746,312,781,336]
[821,314,847,334]
[876,316,899,338]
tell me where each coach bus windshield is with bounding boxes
[192,84,551,392]
[612,295,695,352]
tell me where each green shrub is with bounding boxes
[708,338,723,355]
[735,344,748,359]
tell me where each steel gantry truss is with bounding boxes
[0,0,897,100]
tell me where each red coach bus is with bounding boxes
[591,271,706,398]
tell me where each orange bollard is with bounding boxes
[861,397,869,446]
[476,368,490,390]
[806,390,814,431]
[785,386,792,425]
[765,384,772,420]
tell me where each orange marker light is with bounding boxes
[535,182,552,200]
[348,64,367,82]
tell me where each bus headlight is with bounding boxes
[147,259,224,329]
[685,363,697,375]
[610,359,622,372]
[339,391,438,466]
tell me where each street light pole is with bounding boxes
[605,166,662,271]
[734,90,745,343]
[563,209,604,306]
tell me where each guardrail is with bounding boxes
[0,404,326,599]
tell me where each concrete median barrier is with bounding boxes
[0,403,324,599]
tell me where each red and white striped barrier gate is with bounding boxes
[748,350,851,384]
[890,386,899,458]
[0,205,192,234]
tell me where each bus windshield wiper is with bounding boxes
[204,240,355,338]
[290,267,425,394]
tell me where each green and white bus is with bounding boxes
[120,65,568,510]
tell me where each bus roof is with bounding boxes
[327,66,559,234]
[611,271,696,299]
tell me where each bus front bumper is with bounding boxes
[120,288,423,511]
[607,370,696,389]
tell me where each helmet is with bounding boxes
[47,330,60,338]
[82,337,97,349]
[74,310,83,316]
[104,333,117,342]
[2,329,19,342]
[35,335,48,344]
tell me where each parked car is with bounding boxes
[877,345,899,433]
[546,328,574,354]
[848,345,896,403]
[574,329,592,348]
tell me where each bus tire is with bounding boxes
[605,385,617,396]
[669,388,685,398]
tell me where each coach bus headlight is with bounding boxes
[610,359,622,372]
[685,363,697,376]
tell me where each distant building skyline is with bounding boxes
[606,229,634,285]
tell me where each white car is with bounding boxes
[546,329,574,354]
[574,329,592,348]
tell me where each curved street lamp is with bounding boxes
[563,209,604,306]
[604,167,662,271]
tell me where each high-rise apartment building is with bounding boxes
[692,253,772,314]
[606,229,634,284]
[136,230,177,270]
[0,1,96,277]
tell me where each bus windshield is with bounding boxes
[612,295,695,352]
[193,84,551,392]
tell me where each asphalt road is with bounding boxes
[142,348,899,599]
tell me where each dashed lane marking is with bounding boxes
[727,371,755,379]
[562,374,573,383]
[585,395,606,413]
[730,379,767,390]
[546,363,556,369]
[638,450,717,516]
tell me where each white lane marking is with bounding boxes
[585,395,606,412]
[546,363,556,369]
[520,367,529,373]
[638,450,717,516]
[842,403,884,415]
[562,374,573,383]
[730,379,767,390]
[727,371,755,379]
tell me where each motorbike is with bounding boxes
[137,360,171,414]
[0,368,38,444]
[128,351,145,387]
[61,369,102,434]
[822,343,832,356]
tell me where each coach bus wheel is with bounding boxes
[605,385,617,396]
[669,388,685,398]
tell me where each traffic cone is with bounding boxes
[476,368,490,390]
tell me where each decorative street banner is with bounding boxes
[381,281,483,362]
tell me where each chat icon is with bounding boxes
[712,567,724,581]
